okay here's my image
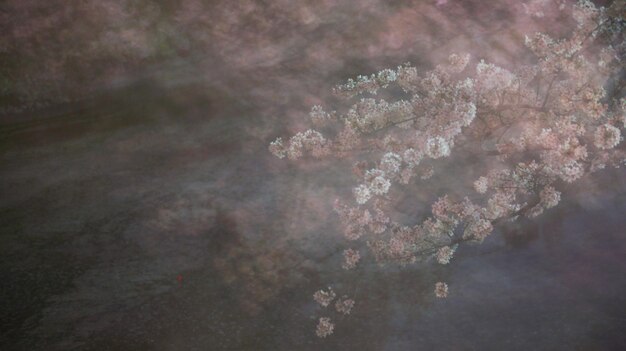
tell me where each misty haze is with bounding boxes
[1,1,625,350]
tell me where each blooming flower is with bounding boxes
[435,282,449,298]
[540,186,561,208]
[380,152,402,175]
[594,124,621,150]
[436,246,455,264]
[269,137,285,158]
[464,218,493,241]
[342,249,361,270]
[310,105,331,125]
[425,137,451,159]
[432,196,451,218]
[335,297,355,315]
[316,317,334,338]
[377,68,397,87]
[474,176,488,194]
[267,0,625,337]
[353,184,372,205]
[369,174,391,195]
[313,288,336,307]
[560,160,584,183]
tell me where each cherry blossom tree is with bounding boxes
[270,0,624,337]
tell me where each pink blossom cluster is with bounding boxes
[436,246,456,265]
[269,0,625,337]
[435,282,449,298]
[334,199,389,240]
[342,248,361,270]
[316,317,334,338]
[313,288,356,336]
[335,297,355,315]
[313,287,336,307]
[269,129,331,160]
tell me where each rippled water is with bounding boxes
[1,1,625,350]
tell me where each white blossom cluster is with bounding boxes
[435,282,449,298]
[342,248,361,270]
[269,0,626,337]
[316,317,334,338]
[425,137,451,159]
[353,184,372,205]
[523,0,549,18]
[335,297,355,315]
[269,129,330,159]
[346,98,414,133]
[475,60,516,92]
[313,287,336,307]
[473,176,488,194]
[403,148,423,167]
[309,105,332,125]
[380,152,402,175]
[353,168,393,204]
[334,199,389,240]
[540,186,561,209]
[594,124,622,150]
[436,245,456,265]
[463,218,494,241]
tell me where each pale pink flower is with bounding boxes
[370,176,391,195]
[432,196,451,218]
[353,184,372,205]
[388,237,406,256]
[269,138,286,159]
[464,218,493,241]
[335,297,355,315]
[486,191,519,219]
[560,160,584,183]
[309,105,331,125]
[456,101,477,126]
[476,60,515,91]
[266,2,625,336]
[425,137,451,159]
[334,202,372,240]
[435,282,449,298]
[396,64,419,92]
[538,128,559,149]
[376,69,397,87]
[540,186,561,209]
[336,123,360,151]
[342,249,361,270]
[403,148,423,167]
[313,288,336,307]
[436,246,455,264]
[527,205,544,218]
[380,152,402,175]
[474,176,488,194]
[594,124,621,150]
[316,317,334,338]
